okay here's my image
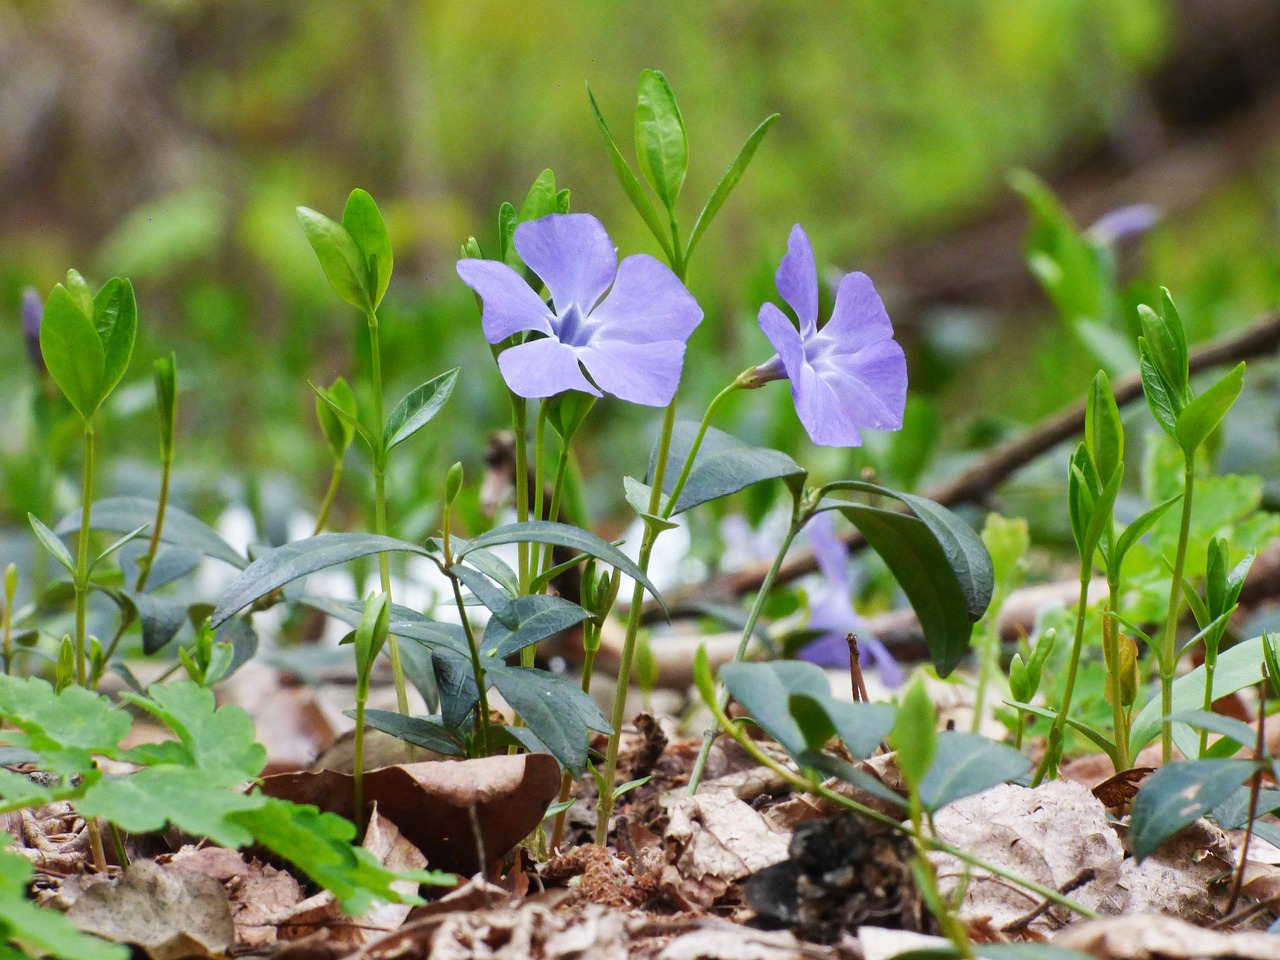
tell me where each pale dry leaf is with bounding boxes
[167,844,251,881]
[225,860,305,950]
[858,925,952,960]
[1100,818,1233,924]
[1054,913,1280,960]
[929,779,1124,931]
[429,902,628,960]
[1239,860,1280,909]
[66,858,234,960]
[656,924,812,960]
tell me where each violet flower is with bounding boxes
[1085,203,1161,246]
[745,225,906,447]
[21,287,44,374]
[798,511,903,688]
[456,214,702,406]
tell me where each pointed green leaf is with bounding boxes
[1113,493,1182,565]
[1085,371,1123,484]
[154,352,177,460]
[341,189,392,309]
[1138,340,1179,439]
[487,664,610,775]
[384,369,459,452]
[91,523,149,573]
[57,496,246,569]
[721,660,832,757]
[517,169,560,223]
[40,282,105,418]
[93,277,137,401]
[462,548,520,597]
[211,533,430,626]
[1128,759,1254,860]
[654,422,806,515]
[310,380,376,452]
[481,594,590,659]
[634,69,687,212]
[315,376,357,459]
[586,84,674,262]
[498,200,518,267]
[449,562,517,628]
[1175,362,1245,456]
[358,709,465,757]
[297,206,370,312]
[120,590,188,654]
[891,676,936,787]
[353,592,391,695]
[686,113,778,264]
[918,731,1031,812]
[28,514,75,576]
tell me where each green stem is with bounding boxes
[1032,567,1092,786]
[512,397,530,591]
[442,527,492,756]
[688,502,805,793]
[74,420,96,687]
[549,620,600,851]
[366,309,408,717]
[134,443,173,595]
[1104,572,1131,771]
[312,460,344,536]
[353,696,366,839]
[1159,463,1196,764]
[662,379,741,519]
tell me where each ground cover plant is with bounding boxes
[5,63,1280,960]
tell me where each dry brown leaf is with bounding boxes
[1055,913,1280,960]
[226,860,306,950]
[1101,818,1233,924]
[259,753,561,874]
[167,844,251,881]
[66,859,234,960]
[656,924,817,960]
[929,780,1124,932]
[858,926,952,960]
[427,901,629,960]
[1091,767,1154,808]
[1239,860,1280,909]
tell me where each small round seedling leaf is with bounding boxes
[40,282,106,418]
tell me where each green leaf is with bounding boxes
[28,514,75,576]
[297,206,370,312]
[891,676,936,787]
[1175,362,1245,456]
[341,189,392,309]
[449,562,517,629]
[119,591,188,654]
[311,380,376,453]
[787,693,837,752]
[634,69,688,212]
[123,681,266,783]
[1113,494,1182,566]
[1128,759,1254,860]
[315,376,357,459]
[40,282,105,418]
[586,84,674,262]
[92,277,137,403]
[433,649,480,732]
[1085,371,1123,485]
[693,644,716,707]
[517,169,561,223]
[1165,709,1256,754]
[353,592,391,698]
[497,200,518,267]
[234,797,450,914]
[1138,340,1179,439]
[211,533,431,626]
[1008,701,1119,764]
[91,524,150,573]
[686,113,778,264]
[796,750,907,810]
[153,352,177,460]
[481,595,591,659]
[58,496,246,569]
[654,422,806,515]
[458,521,664,612]
[720,660,831,757]
[383,369,459,452]
[358,710,465,757]
[487,664,610,775]
[315,599,470,658]
[0,675,129,774]
[917,731,1031,813]
[460,548,520,598]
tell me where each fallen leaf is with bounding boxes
[657,924,819,960]
[1092,766,1154,808]
[259,753,560,874]
[66,859,234,960]
[1054,913,1280,960]
[1101,818,1233,924]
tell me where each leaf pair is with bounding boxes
[497,169,572,269]
[297,189,393,315]
[39,271,137,421]
[313,368,459,465]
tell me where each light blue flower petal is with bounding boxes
[811,339,907,432]
[513,214,616,315]
[793,361,863,447]
[496,337,601,399]
[577,338,688,407]
[820,272,894,350]
[456,259,555,343]
[757,302,806,380]
[776,225,819,336]
[586,254,703,345]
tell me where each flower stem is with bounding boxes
[133,434,173,595]
[1159,462,1196,764]
[687,503,805,794]
[73,420,96,688]
[512,397,530,591]
[1032,567,1092,786]
[1103,573,1131,771]
[366,309,408,717]
[662,379,741,519]
[352,696,366,839]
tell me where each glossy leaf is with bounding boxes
[655,422,806,515]
[634,68,687,212]
[462,548,520,598]
[481,594,591,659]
[93,277,137,403]
[297,205,370,312]
[121,590,188,654]
[433,649,480,732]
[1175,361,1244,456]
[211,533,430,626]
[449,562,517,628]
[917,731,1031,812]
[384,369,459,452]
[720,660,832,757]
[1085,370,1123,485]
[787,693,837,751]
[359,709,465,757]
[59,496,245,569]
[1128,759,1254,860]
[1112,493,1181,566]
[341,188,392,309]
[488,664,610,775]
[1138,341,1179,439]
[40,282,105,418]
[686,113,778,264]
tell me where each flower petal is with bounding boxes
[576,338,687,407]
[859,634,904,688]
[776,225,819,336]
[496,337,601,400]
[757,303,806,380]
[812,338,907,431]
[792,361,864,447]
[819,272,893,351]
[807,512,850,590]
[513,214,616,315]
[796,631,850,668]
[456,259,554,343]
[586,254,703,344]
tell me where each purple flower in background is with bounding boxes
[21,287,44,374]
[456,214,702,405]
[1086,203,1161,246]
[746,225,906,447]
[798,512,903,688]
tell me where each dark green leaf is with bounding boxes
[586,84,674,262]
[297,206,370,312]
[449,562,517,629]
[463,548,520,598]
[311,380,376,452]
[433,649,479,732]
[634,69,687,212]
[384,369,459,452]
[721,660,833,756]
[487,664,609,775]
[787,693,837,751]
[40,282,105,419]
[211,533,430,626]
[358,710,465,757]
[58,497,245,569]
[341,189,392,309]
[1213,786,1280,830]
[686,114,777,264]
[1128,759,1254,860]
[1175,362,1244,456]
[481,594,590,659]
[1164,709,1257,752]
[154,352,177,459]
[215,616,259,679]
[796,750,906,810]
[121,591,188,654]
[918,731,1031,813]
[93,277,137,402]
[654,422,806,515]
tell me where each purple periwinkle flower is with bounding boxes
[745,225,906,447]
[456,214,702,406]
[21,287,44,373]
[798,512,903,688]
[1085,203,1161,246]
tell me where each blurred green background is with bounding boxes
[4,0,1280,549]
